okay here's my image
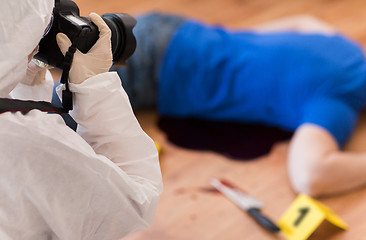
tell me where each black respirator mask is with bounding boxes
[34,0,137,111]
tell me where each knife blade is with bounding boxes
[210,178,280,233]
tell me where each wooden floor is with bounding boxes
[72,0,366,239]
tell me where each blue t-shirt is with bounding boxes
[158,20,366,146]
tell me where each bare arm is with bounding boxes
[288,123,366,197]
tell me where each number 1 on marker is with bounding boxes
[294,207,310,226]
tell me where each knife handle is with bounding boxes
[247,208,281,233]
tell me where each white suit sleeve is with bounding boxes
[9,70,54,101]
[57,71,163,237]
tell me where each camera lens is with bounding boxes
[101,13,137,66]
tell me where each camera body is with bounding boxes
[35,0,136,69]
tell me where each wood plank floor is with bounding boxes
[71,0,366,239]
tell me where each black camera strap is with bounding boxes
[60,28,89,111]
[0,97,77,131]
[0,98,68,114]
[60,37,77,111]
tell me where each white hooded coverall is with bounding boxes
[0,0,163,239]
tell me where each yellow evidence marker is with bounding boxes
[277,194,347,240]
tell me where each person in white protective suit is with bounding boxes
[0,0,162,239]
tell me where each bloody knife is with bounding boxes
[210,178,280,233]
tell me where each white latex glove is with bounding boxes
[56,12,113,84]
[21,46,50,86]
[21,59,49,86]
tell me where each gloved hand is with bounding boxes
[21,59,49,86]
[56,12,113,84]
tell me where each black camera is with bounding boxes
[35,0,136,69]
